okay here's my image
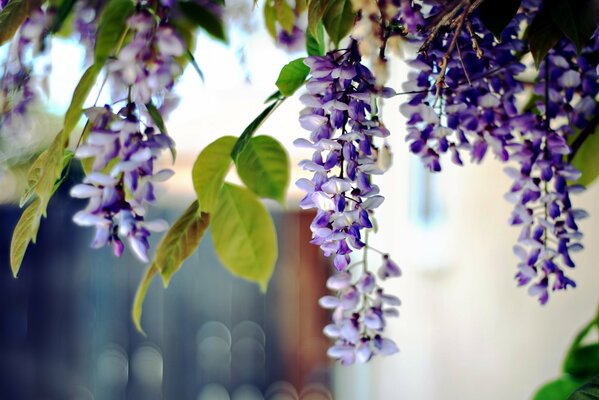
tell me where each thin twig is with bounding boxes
[456,41,472,86]
[465,20,483,58]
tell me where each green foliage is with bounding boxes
[569,375,599,399]
[11,133,71,277]
[322,0,355,47]
[275,58,309,96]
[230,99,285,161]
[527,0,598,67]
[0,0,39,46]
[157,201,210,286]
[178,1,226,42]
[94,0,135,64]
[478,0,521,39]
[10,199,43,278]
[274,0,295,33]
[49,0,77,34]
[306,21,325,56]
[211,183,277,291]
[192,136,237,213]
[534,308,599,399]
[132,264,158,334]
[264,0,277,38]
[307,0,331,37]
[236,135,289,204]
[527,6,563,68]
[63,64,102,139]
[545,0,598,53]
[534,376,584,400]
[571,124,599,187]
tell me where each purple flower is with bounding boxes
[72,105,174,261]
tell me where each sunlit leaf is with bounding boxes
[274,0,295,33]
[275,57,309,96]
[63,63,102,139]
[211,183,277,291]
[132,264,158,335]
[192,136,236,213]
[0,0,39,46]
[94,0,135,64]
[264,0,277,38]
[10,199,42,278]
[236,135,289,204]
[157,201,210,286]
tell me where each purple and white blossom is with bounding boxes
[71,105,174,261]
[296,41,400,363]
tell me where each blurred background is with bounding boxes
[1,1,599,399]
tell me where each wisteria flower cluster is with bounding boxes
[295,42,402,363]
[71,105,173,261]
[399,0,598,304]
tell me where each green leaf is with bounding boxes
[132,264,158,335]
[274,0,295,33]
[10,199,42,277]
[157,201,210,286]
[307,0,332,37]
[145,102,175,161]
[185,49,205,82]
[179,1,226,42]
[569,375,599,400]
[571,124,599,187]
[527,7,564,68]
[49,0,77,34]
[547,0,599,53]
[0,0,38,47]
[275,58,309,96]
[64,63,102,139]
[478,0,521,39]
[192,136,237,213]
[211,183,277,291]
[534,376,583,400]
[94,0,135,64]
[236,135,289,204]
[564,345,599,381]
[231,99,283,161]
[306,21,325,56]
[322,0,354,47]
[264,0,277,38]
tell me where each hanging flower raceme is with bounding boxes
[506,34,598,304]
[71,105,174,261]
[71,4,183,261]
[107,8,185,112]
[0,7,53,140]
[296,42,401,364]
[401,11,529,172]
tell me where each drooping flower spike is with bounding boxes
[296,41,401,363]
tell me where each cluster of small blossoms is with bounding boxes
[73,0,105,64]
[107,7,185,112]
[276,15,305,53]
[401,12,529,171]
[319,256,402,364]
[71,105,174,261]
[506,34,598,304]
[296,42,401,363]
[0,7,52,139]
